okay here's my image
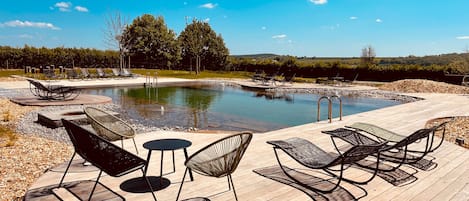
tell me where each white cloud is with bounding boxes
[74,6,89,12]
[200,3,217,9]
[0,20,60,30]
[54,2,72,12]
[376,18,383,23]
[204,18,210,22]
[272,34,287,39]
[18,34,33,39]
[261,26,267,30]
[456,36,469,40]
[350,16,357,20]
[309,0,327,5]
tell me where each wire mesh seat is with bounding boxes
[84,107,139,154]
[26,78,80,100]
[176,132,253,201]
[267,137,386,193]
[59,119,157,201]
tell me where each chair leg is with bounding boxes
[88,170,103,201]
[58,152,76,187]
[141,168,157,201]
[176,168,189,201]
[228,174,238,201]
[132,138,139,154]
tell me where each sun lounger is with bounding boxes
[322,121,449,171]
[96,68,108,78]
[267,137,385,193]
[27,78,80,100]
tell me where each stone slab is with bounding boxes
[37,109,119,128]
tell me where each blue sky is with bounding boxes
[1,0,469,57]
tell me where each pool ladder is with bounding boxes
[145,72,158,87]
[317,95,342,123]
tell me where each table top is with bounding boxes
[143,138,192,151]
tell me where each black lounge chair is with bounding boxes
[112,68,121,77]
[262,72,279,86]
[43,68,58,80]
[322,121,449,171]
[252,70,264,82]
[59,119,157,201]
[96,68,108,78]
[80,68,93,79]
[121,68,134,77]
[176,132,253,201]
[281,73,296,85]
[267,137,385,193]
[27,78,80,100]
[66,68,80,79]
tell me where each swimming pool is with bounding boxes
[83,83,401,132]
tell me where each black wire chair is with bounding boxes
[26,78,80,100]
[176,132,253,201]
[59,119,157,201]
[84,107,139,154]
[267,137,386,193]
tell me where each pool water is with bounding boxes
[83,83,400,132]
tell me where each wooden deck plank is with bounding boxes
[24,93,469,201]
[412,151,469,200]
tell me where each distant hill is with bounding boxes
[231,53,279,58]
[231,52,469,66]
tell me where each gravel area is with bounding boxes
[1,79,469,201]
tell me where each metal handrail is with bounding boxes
[330,95,343,121]
[317,95,343,123]
[317,96,332,123]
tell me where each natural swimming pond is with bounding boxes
[83,82,401,132]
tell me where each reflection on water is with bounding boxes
[83,84,400,132]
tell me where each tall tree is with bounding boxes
[360,45,376,69]
[122,14,180,69]
[178,19,229,74]
[104,12,128,69]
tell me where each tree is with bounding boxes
[178,19,229,74]
[360,45,376,69]
[104,12,128,69]
[122,14,180,69]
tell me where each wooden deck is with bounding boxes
[26,92,469,201]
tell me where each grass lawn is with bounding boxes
[0,68,318,83]
[0,69,24,77]
[132,69,253,79]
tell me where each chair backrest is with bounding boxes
[81,68,90,77]
[122,69,132,76]
[330,142,386,166]
[96,68,105,77]
[84,107,135,141]
[66,68,78,78]
[26,78,51,92]
[185,132,253,178]
[112,68,121,76]
[392,128,433,149]
[61,119,145,177]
